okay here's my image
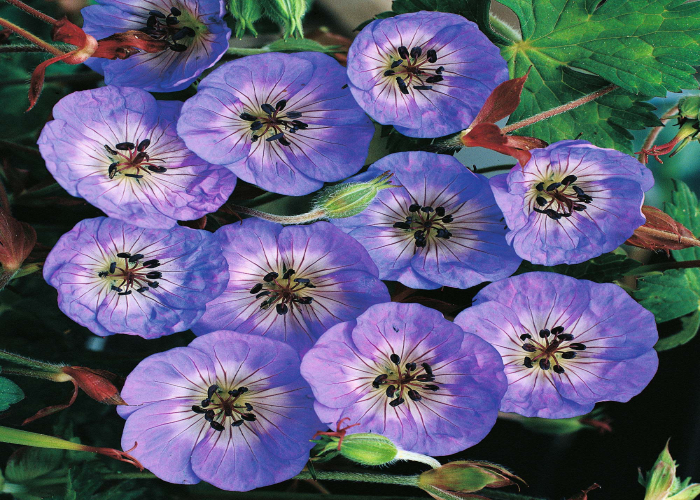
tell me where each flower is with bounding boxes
[191,219,390,354]
[177,52,375,196]
[300,302,507,456]
[37,86,236,229]
[331,151,522,290]
[346,11,508,138]
[43,217,229,338]
[454,272,659,418]
[118,331,321,490]
[490,140,654,265]
[81,0,231,92]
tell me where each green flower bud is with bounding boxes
[641,441,700,500]
[228,0,264,38]
[314,172,395,219]
[418,460,523,500]
[678,96,700,120]
[263,0,310,39]
[338,433,398,466]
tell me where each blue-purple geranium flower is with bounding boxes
[490,140,654,265]
[43,217,228,338]
[38,86,236,229]
[454,272,659,418]
[81,0,230,92]
[191,219,390,354]
[119,331,321,490]
[346,11,508,138]
[332,151,522,289]
[300,302,507,456]
[177,52,375,196]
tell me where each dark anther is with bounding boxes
[441,214,454,223]
[117,252,131,258]
[172,27,189,40]
[118,290,132,296]
[409,204,421,212]
[536,196,548,206]
[520,333,531,340]
[147,165,168,173]
[578,194,593,203]
[436,66,444,74]
[421,362,433,375]
[414,230,425,239]
[389,397,405,407]
[263,272,278,282]
[291,120,308,129]
[408,389,421,401]
[207,385,219,399]
[396,77,409,95]
[279,136,291,147]
[405,362,417,371]
[386,385,396,398]
[108,162,118,179]
[228,389,239,397]
[297,296,313,304]
[146,271,162,279]
[435,229,452,239]
[124,173,143,179]
[136,287,149,293]
[413,85,433,91]
[425,75,444,83]
[573,204,587,211]
[149,10,166,18]
[546,182,562,191]
[431,207,445,218]
[105,144,118,155]
[245,403,253,411]
[572,185,585,196]
[562,351,577,359]
[275,99,287,111]
[183,27,196,36]
[391,59,403,68]
[562,175,578,184]
[390,353,401,364]
[551,326,565,335]
[539,358,551,370]
[524,356,533,368]
[410,46,422,59]
[251,135,259,142]
[373,374,388,388]
[238,387,249,394]
[111,285,123,293]
[393,222,411,229]
[233,419,244,426]
[539,329,550,338]
[109,262,117,274]
[133,152,149,165]
[98,271,109,278]
[421,206,434,213]
[128,253,144,263]
[142,259,160,268]
[545,209,562,220]
[294,278,310,284]
[166,17,180,26]
[250,283,263,294]
[210,421,225,431]
[266,133,285,142]
[204,409,215,422]
[569,343,587,350]
[285,111,302,119]
[522,343,537,352]
[240,112,257,121]
[148,281,159,288]
[282,268,295,279]
[116,142,135,150]
[201,398,210,407]
[276,303,289,315]
[192,405,206,413]
[250,121,263,131]
[416,374,435,382]
[384,69,395,76]
[257,291,271,300]
[170,6,181,16]
[146,16,157,28]
[553,365,565,374]
[535,182,544,191]
[261,103,275,115]
[558,333,574,341]
[398,46,409,59]
[241,413,256,421]
[415,238,427,248]
[426,49,437,62]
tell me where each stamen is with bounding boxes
[523,357,533,368]
[210,421,225,431]
[551,326,565,335]
[266,133,285,142]
[240,112,257,121]
[111,285,123,292]
[241,413,256,421]
[410,46,422,59]
[562,175,577,184]
[391,59,403,68]
[109,262,117,274]
[539,358,551,370]
[117,252,131,258]
[233,419,244,426]
[128,254,144,263]
[436,66,444,74]
[148,281,159,288]
[536,196,547,206]
[405,362,417,371]
[409,204,421,212]
[539,329,550,338]
[282,268,295,279]
[250,121,263,131]
[207,385,219,399]
[118,290,132,296]
[149,10,165,18]
[285,111,302,119]
[389,397,405,407]
[426,49,437,62]
[384,70,395,76]
[146,271,162,279]
[413,85,433,91]
[393,222,411,229]
[441,214,454,223]
[569,343,587,350]
[141,259,160,268]
[553,365,565,374]
[192,405,206,413]
[423,384,439,391]
[396,77,409,95]
[124,173,143,179]
[115,142,135,151]
[170,6,181,16]
[558,333,574,341]
[398,46,409,59]
[535,182,544,191]
[297,296,313,304]
[147,165,168,173]
[276,303,289,315]
[416,374,435,382]
[520,333,531,340]
[261,103,275,115]
[250,283,263,294]
[421,362,433,375]
[390,353,401,364]
[293,278,310,284]
[386,385,396,398]
[420,206,434,213]
[108,162,118,179]
[263,272,278,282]
[425,75,443,83]
[562,351,577,359]
[522,343,537,352]
[372,374,388,388]
[408,389,421,401]
[435,207,445,217]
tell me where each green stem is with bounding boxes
[501,84,619,134]
[227,46,272,56]
[2,0,58,25]
[0,18,65,56]
[474,163,516,174]
[1,366,64,381]
[626,259,700,276]
[489,13,522,42]
[293,470,419,487]
[0,139,42,156]
[227,204,326,225]
[28,471,157,488]
[0,349,63,372]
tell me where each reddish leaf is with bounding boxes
[567,484,601,500]
[22,382,78,426]
[625,206,700,254]
[461,123,546,167]
[27,52,74,111]
[471,68,531,126]
[61,366,125,406]
[0,206,36,273]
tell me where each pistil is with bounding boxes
[386,44,443,94]
[372,353,439,407]
[191,384,256,431]
[240,99,309,147]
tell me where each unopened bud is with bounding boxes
[338,433,398,466]
[641,441,700,500]
[418,460,523,500]
[678,96,700,120]
[314,172,394,219]
[61,366,125,405]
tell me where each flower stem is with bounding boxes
[0,367,63,381]
[0,349,63,372]
[501,84,619,134]
[0,43,73,53]
[226,204,326,225]
[0,18,65,56]
[638,105,680,164]
[474,163,516,174]
[294,470,419,487]
[395,449,441,469]
[628,259,700,275]
[2,0,58,25]
[489,13,522,43]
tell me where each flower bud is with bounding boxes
[229,0,264,37]
[265,0,308,38]
[338,433,398,466]
[314,172,394,219]
[61,366,125,405]
[418,460,523,500]
[678,96,700,120]
[641,441,700,500]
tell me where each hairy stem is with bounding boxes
[474,163,517,174]
[638,105,680,163]
[0,349,63,372]
[0,367,63,381]
[502,84,619,134]
[489,13,522,42]
[294,470,419,486]
[227,204,326,224]
[0,18,65,56]
[0,43,73,53]
[2,0,58,25]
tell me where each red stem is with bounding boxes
[0,18,65,56]
[638,105,680,164]
[2,0,58,25]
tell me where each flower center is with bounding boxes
[239,99,309,147]
[191,384,256,432]
[383,45,444,94]
[371,353,439,407]
[531,175,593,220]
[392,204,454,249]
[249,265,316,315]
[103,140,167,180]
[139,7,197,52]
[97,252,162,295]
[520,325,587,373]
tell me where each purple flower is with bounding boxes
[191,219,390,354]
[490,140,654,265]
[300,302,507,456]
[346,11,508,138]
[81,0,230,92]
[43,217,228,338]
[119,331,321,490]
[177,52,375,196]
[454,272,658,418]
[37,86,236,229]
[331,151,522,289]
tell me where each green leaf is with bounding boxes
[4,447,64,484]
[227,38,342,56]
[0,376,24,412]
[516,253,641,283]
[655,310,700,351]
[666,180,700,262]
[498,0,700,152]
